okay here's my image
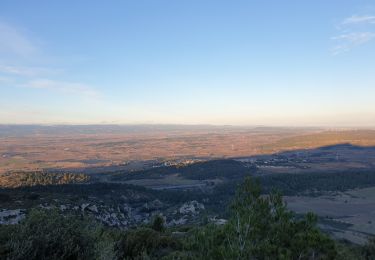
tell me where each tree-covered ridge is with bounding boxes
[0,171,90,188]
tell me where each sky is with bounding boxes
[0,1,375,127]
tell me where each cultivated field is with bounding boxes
[286,187,375,244]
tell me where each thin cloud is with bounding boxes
[23,79,100,98]
[332,14,375,55]
[0,76,13,83]
[0,22,37,57]
[0,64,62,77]
[331,32,375,55]
[0,22,99,100]
[343,15,375,25]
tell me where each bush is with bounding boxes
[364,236,375,259]
[151,215,165,232]
[0,209,115,260]
[115,228,181,259]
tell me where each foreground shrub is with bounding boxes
[151,214,166,233]
[364,236,375,260]
[0,209,115,260]
[185,177,338,259]
[115,227,181,259]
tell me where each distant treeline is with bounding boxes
[0,171,90,188]
[110,159,256,181]
[207,170,375,214]
[209,169,375,198]
[0,182,205,206]
[259,170,375,196]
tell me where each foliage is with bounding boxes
[1,177,375,259]
[115,228,181,259]
[0,209,116,260]
[364,236,375,260]
[151,214,166,232]
[210,170,375,207]
[185,177,337,259]
[1,182,204,207]
[336,241,364,260]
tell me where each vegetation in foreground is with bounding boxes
[0,177,373,259]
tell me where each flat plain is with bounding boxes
[1,125,375,174]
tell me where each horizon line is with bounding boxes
[0,123,374,130]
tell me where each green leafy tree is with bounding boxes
[151,214,166,232]
[186,177,337,259]
[0,209,115,260]
[115,228,180,259]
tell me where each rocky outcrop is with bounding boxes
[81,203,90,211]
[60,205,68,211]
[179,201,204,215]
[87,205,98,213]
[0,209,26,224]
[142,199,164,211]
[168,216,188,226]
[2,197,207,229]
[210,217,227,225]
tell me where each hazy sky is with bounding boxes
[0,1,375,126]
